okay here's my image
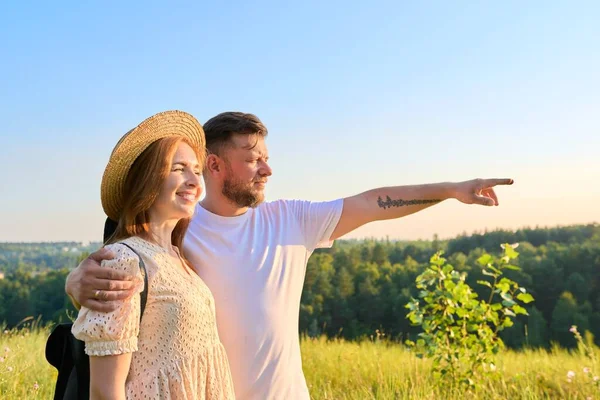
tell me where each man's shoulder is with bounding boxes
[256,199,309,214]
[257,198,344,216]
[259,198,304,207]
[188,200,319,226]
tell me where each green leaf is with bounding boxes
[431,254,446,267]
[500,292,514,302]
[482,269,497,277]
[487,264,502,274]
[517,293,534,304]
[450,270,462,280]
[443,280,456,291]
[477,254,493,266]
[513,305,528,315]
[477,280,493,289]
[409,314,423,325]
[503,244,519,259]
[504,308,516,317]
[496,281,510,294]
[502,299,516,307]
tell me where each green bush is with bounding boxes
[405,243,534,389]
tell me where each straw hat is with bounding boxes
[101,110,205,221]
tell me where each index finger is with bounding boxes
[88,265,135,281]
[484,178,514,187]
[89,247,116,263]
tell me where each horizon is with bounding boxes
[1,220,597,245]
[2,2,599,242]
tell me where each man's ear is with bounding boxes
[205,154,222,175]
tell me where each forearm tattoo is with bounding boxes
[377,196,441,210]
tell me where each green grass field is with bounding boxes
[1,326,598,399]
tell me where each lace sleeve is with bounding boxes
[71,243,144,356]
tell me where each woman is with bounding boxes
[71,110,235,399]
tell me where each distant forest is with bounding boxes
[1,223,599,349]
[0,242,100,274]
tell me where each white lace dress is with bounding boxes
[72,236,235,399]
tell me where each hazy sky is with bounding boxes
[1,1,599,242]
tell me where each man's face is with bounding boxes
[221,133,272,208]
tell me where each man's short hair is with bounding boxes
[203,112,268,155]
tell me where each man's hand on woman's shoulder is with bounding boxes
[65,246,137,313]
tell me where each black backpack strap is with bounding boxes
[119,242,149,320]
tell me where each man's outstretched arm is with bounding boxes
[330,178,514,240]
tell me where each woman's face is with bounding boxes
[150,141,202,221]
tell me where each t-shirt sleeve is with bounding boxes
[71,243,145,356]
[289,198,344,251]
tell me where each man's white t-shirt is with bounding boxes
[183,199,344,400]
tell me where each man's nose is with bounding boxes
[260,161,272,177]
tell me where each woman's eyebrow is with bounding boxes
[172,161,200,168]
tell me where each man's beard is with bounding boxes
[222,174,265,208]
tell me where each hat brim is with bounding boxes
[101,110,205,221]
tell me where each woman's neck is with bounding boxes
[143,218,178,254]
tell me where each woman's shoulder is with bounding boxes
[105,236,158,255]
[104,239,135,257]
[101,239,145,272]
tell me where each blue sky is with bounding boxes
[1,1,599,242]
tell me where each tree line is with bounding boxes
[300,224,600,349]
[1,223,598,349]
[0,242,99,274]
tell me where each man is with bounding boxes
[66,111,513,399]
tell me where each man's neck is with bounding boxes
[201,193,248,217]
